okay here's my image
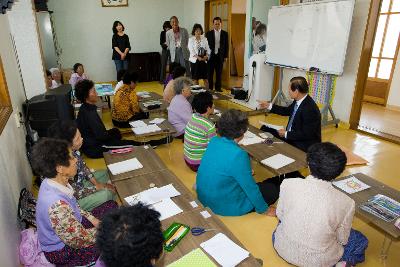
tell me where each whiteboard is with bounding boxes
[265,0,355,75]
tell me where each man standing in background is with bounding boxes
[206,17,228,92]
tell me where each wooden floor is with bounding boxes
[86,82,399,267]
[360,102,400,138]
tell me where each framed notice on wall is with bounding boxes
[101,0,128,7]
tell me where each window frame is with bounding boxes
[369,0,400,80]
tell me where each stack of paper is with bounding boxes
[124,184,183,220]
[167,248,216,267]
[107,158,143,175]
[261,154,295,169]
[149,118,165,124]
[259,121,284,131]
[332,176,371,194]
[143,100,162,107]
[132,124,162,135]
[129,120,147,128]
[200,233,249,266]
[239,131,265,146]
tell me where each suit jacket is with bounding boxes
[165,27,190,61]
[271,95,321,152]
[205,29,229,60]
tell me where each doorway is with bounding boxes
[350,0,400,143]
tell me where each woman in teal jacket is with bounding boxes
[196,109,278,216]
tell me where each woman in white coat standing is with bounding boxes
[188,24,211,88]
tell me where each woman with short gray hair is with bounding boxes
[196,109,279,216]
[49,67,62,89]
[168,77,193,138]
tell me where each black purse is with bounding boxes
[198,47,206,57]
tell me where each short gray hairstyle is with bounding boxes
[173,77,193,95]
[49,67,60,74]
[216,109,249,139]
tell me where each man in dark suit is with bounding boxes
[258,76,321,152]
[206,17,228,92]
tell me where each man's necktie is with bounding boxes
[287,102,299,131]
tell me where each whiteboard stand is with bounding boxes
[317,73,339,128]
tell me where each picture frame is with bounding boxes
[101,0,128,7]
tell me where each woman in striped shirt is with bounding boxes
[184,91,216,171]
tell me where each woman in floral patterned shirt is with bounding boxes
[48,120,116,211]
[32,138,118,266]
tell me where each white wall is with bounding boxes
[183,0,205,33]
[387,55,400,108]
[7,0,46,99]
[0,11,35,267]
[247,0,371,124]
[48,0,199,82]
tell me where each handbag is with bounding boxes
[198,47,206,58]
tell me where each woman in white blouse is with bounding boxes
[188,24,211,88]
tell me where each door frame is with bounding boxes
[349,0,381,130]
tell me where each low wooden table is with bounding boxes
[334,173,400,259]
[103,146,262,266]
[104,146,168,182]
[159,208,261,266]
[242,125,307,175]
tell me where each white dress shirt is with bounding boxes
[214,29,221,54]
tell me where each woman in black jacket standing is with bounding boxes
[112,21,131,77]
[159,20,171,83]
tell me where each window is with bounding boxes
[368,0,400,79]
[0,55,13,134]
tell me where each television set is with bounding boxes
[23,84,74,137]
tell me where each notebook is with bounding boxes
[107,157,143,175]
[129,120,147,128]
[132,124,162,135]
[168,248,216,267]
[261,154,295,169]
[332,175,370,194]
[259,121,284,131]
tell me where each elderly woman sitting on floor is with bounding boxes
[47,120,117,212]
[32,138,117,266]
[196,109,279,216]
[167,76,193,138]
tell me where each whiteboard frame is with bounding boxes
[264,0,355,75]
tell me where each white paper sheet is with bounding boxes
[137,91,150,96]
[239,131,265,146]
[124,184,181,206]
[200,233,249,267]
[261,154,295,169]
[200,210,211,218]
[191,89,207,93]
[149,118,166,124]
[132,124,162,135]
[190,201,199,208]
[150,198,183,220]
[107,157,143,175]
[129,120,147,128]
[259,120,284,131]
[332,176,371,194]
